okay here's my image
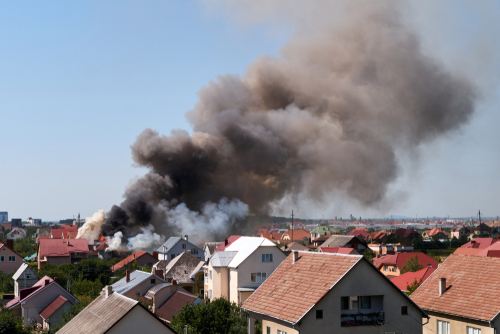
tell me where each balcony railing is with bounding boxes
[341,311,384,327]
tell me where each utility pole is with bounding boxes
[291,210,294,243]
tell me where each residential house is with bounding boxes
[309,233,335,248]
[280,242,309,254]
[319,247,359,255]
[5,276,77,328]
[243,251,428,334]
[108,269,165,299]
[0,240,23,274]
[96,242,109,259]
[453,241,500,258]
[254,228,270,235]
[214,235,242,252]
[470,223,493,239]
[347,228,370,240]
[156,235,204,261]
[453,238,498,256]
[37,238,90,269]
[7,227,27,240]
[368,243,414,255]
[13,263,38,297]
[412,255,500,334]
[153,251,205,295]
[369,231,389,243]
[317,235,367,252]
[1,222,12,231]
[390,267,436,293]
[205,236,286,304]
[310,225,340,241]
[392,228,420,241]
[24,252,37,262]
[50,228,78,239]
[57,285,177,334]
[260,232,283,243]
[281,229,311,244]
[111,251,159,272]
[450,226,470,239]
[373,252,439,277]
[203,242,222,260]
[144,282,204,323]
[423,228,449,240]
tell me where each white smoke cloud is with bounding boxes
[76,210,106,244]
[107,225,165,252]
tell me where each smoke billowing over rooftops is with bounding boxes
[79,2,476,250]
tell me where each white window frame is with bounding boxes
[8,256,15,262]
[251,272,267,283]
[0,256,4,262]
[277,330,287,334]
[437,320,450,334]
[208,289,212,299]
[467,327,481,334]
[209,270,212,281]
[262,254,274,262]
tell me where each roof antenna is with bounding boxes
[291,210,294,244]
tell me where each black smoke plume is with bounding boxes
[102,3,476,245]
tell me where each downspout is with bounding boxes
[489,320,496,334]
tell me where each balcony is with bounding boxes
[341,311,384,327]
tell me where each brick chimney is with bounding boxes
[126,270,130,283]
[439,277,446,296]
[6,239,13,250]
[154,269,164,279]
[54,277,59,284]
[45,279,50,286]
[292,251,299,264]
[184,235,188,241]
[105,285,113,297]
[224,238,228,246]
[172,279,177,285]
[152,251,159,260]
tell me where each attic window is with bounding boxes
[401,306,408,315]
[184,270,188,274]
[151,279,156,284]
[316,310,323,319]
[182,244,186,249]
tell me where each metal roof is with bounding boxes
[144,283,172,299]
[225,237,276,268]
[210,251,237,267]
[156,237,181,253]
[109,270,165,295]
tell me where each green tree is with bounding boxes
[405,278,423,296]
[362,249,376,262]
[400,255,423,274]
[171,298,247,334]
[0,307,27,334]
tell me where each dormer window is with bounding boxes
[182,244,186,249]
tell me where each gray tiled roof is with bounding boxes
[320,235,356,248]
[210,251,237,267]
[156,237,182,253]
[109,270,164,295]
[204,242,222,255]
[163,251,204,283]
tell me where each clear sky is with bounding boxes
[1,1,499,221]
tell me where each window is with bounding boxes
[208,289,212,299]
[360,296,371,309]
[277,330,287,334]
[171,254,176,260]
[182,244,186,249]
[151,279,156,284]
[8,256,15,262]
[467,327,481,334]
[401,306,408,315]
[262,254,274,262]
[383,265,388,272]
[136,292,141,296]
[209,270,212,281]
[0,256,4,262]
[251,272,267,283]
[26,275,30,279]
[191,248,198,255]
[341,297,349,310]
[437,320,450,334]
[316,310,323,319]
[74,253,81,257]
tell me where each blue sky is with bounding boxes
[1,1,499,221]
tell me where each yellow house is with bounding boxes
[412,255,500,334]
[204,236,286,305]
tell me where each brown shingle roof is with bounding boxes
[156,291,199,322]
[163,251,204,283]
[39,295,68,320]
[242,252,361,324]
[411,255,500,322]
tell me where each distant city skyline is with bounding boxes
[1,1,499,221]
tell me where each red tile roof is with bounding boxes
[39,239,90,258]
[60,225,78,230]
[96,243,109,251]
[392,229,419,239]
[411,255,500,321]
[51,229,78,239]
[39,295,69,320]
[214,235,242,252]
[347,229,369,239]
[390,267,436,292]
[459,238,497,249]
[370,232,387,240]
[260,233,283,242]
[37,235,50,243]
[424,228,449,237]
[6,276,54,308]
[319,247,358,255]
[111,251,156,272]
[372,252,439,271]
[156,291,198,322]
[453,248,482,256]
[242,252,361,324]
[282,229,311,242]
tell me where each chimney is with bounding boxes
[172,279,177,285]
[54,277,59,284]
[126,270,130,283]
[105,285,113,297]
[163,246,166,253]
[292,251,299,264]
[152,251,159,260]
[45,279,50,286]
[439,277,446,296]
[6,239,13,250]
[154,269,163,279]
[184,234,188,241]
[225,238,228,246]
